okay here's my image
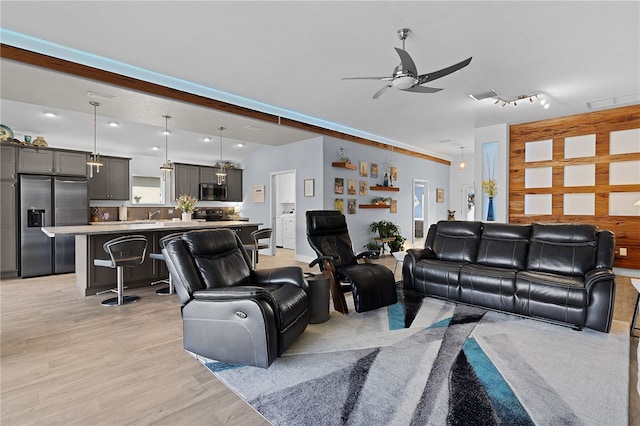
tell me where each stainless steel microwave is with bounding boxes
[199,183,227,201]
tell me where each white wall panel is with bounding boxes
[609,192,640,216]
[563,193,595,215]
[564,134,596,158]
[525,167,552,188]
[610,128,640,155]
[524,194,552,215]
[610,160,640,185]
[525,139,553,162]
[564,164,595,187]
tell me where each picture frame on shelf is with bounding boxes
[304,179,315,197]
[390,199,397,213]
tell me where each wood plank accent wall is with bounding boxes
[0,44,449,166]
[509,104,640,269]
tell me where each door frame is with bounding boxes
[269,169,297,256]
[411,178,429,247]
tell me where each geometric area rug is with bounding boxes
[198,288,630,426]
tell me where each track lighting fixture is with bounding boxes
[470,90,549,109]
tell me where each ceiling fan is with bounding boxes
[342,28,472,99]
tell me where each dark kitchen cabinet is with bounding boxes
[1,145,18,277]
[226,168,243,202]
[18,147,88,176]
[88,156,130,200]
[173,163,200,201]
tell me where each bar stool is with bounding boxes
[243,228,272,269]
[94,235,147,306]
[150,233,183,295]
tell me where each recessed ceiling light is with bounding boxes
[151,146,160,151]
[161,130,171,136]
[42,111,57,117]
[108,121,119,127]
[244,125,263,131]
[469,90,497,101]
[203,137,212,142]
[236,143,244,148]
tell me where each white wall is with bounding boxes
[449,149,475,221]
[242,136,325,261]
[322,137,450,253]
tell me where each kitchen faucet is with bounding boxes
[148,210,161,220]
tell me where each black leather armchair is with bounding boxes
[161,228,309,368]
[306,210,397,314]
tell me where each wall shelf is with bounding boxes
[331,162,357,170]
[359,204,391,209]
[370,185,399,192]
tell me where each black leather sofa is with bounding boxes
[162,228,309,368]
[402,221,616,332]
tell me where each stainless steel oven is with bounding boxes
[199,183,227,201]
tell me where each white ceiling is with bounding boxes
[1,1,639,166]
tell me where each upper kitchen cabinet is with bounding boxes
[199,166,215,184]
[226,168,243,202]
[18,147,88,176]
[1,145,16,180]
[173,163,200,200]
[88,156,130,200]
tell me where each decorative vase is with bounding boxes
[383,173,389,187]
[182,212,192,222]
[487,197,495,221]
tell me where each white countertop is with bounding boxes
[41,220,262,237]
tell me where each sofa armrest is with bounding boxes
[406,248,433,261]
[252,266,307,291]
[584,268,616,293]
[584,268,616,333]
[193,286,276,304]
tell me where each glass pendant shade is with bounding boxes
[160,115,174,180]
[458,147,466,171]
[87,101,104,178]
[216,126,227,185]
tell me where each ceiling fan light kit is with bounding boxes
[342,28,472,99]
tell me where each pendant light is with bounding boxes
[86,101,104,178]
[216,126,227,185]
[458,146,466,171]
[159,114,174,180]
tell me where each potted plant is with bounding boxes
[176,194,198,221]
[369,220,400,239]
[388,234,406,252]
[363,241,382,252]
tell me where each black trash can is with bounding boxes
[307,274,330,324]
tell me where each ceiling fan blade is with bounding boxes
[402,86,443,94]
[417,57,472,84]
[394,48,418,77]
[341,76,389,81]
[372,85,391,99]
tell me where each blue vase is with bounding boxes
[487,197,495,221]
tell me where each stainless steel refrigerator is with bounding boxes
[19,175,88,278]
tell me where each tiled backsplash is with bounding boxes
[90,206,238,222]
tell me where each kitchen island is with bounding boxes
[41,220,262,296]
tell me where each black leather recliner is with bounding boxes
[306,210,397,314]
[161,228,309,368]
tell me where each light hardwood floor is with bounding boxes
[1,249,637,425]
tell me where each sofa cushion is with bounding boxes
[515,270,587,326]
[477,223,531,270]
[413,259,463,300]
[526,223,597,277]
[459,264,517,312]
[429,221,482,263]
